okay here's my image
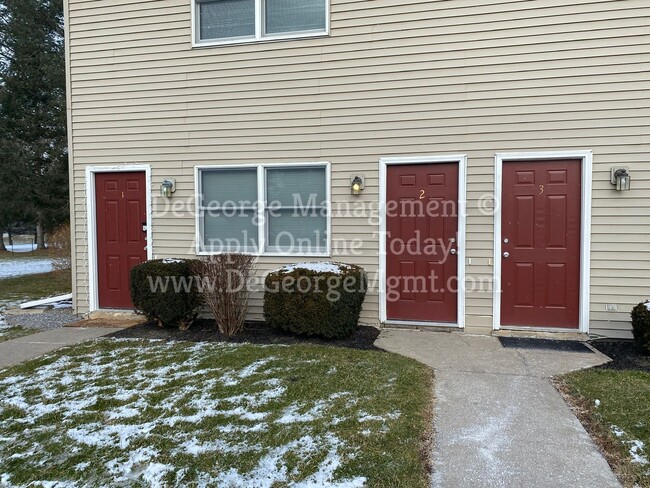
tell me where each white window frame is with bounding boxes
[191,0,330,48]
[195,161,331,257]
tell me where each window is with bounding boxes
[197,163,329,255]
[194,0,328,45]
[199,168,259,252]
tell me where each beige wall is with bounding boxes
[66,0,650,338]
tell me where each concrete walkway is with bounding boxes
[0,327,122,369]
[376,329,621,488]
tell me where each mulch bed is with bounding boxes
[108,319,381,350]
[589,339,650,373]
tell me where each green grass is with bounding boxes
[0,270,71,309]
[0,249,54,261]
[0,326,34,343]
[0,264,71,344]
[0,339,434,487]
[559,369,650,487]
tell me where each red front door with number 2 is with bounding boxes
[95,172,148,309]
[386,163,459,323]
[501,160,581,328]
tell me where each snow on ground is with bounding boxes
[0,258,54,279]
[3,243,38,253]
[611,425,649,465]
[0,341,395,487]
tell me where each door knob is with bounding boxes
[503,252,510,258]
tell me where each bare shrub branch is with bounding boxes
[48,223,71,270]
[195,253,256,336]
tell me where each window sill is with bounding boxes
[192,31,329,49]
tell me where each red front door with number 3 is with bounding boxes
[501,160,581,329]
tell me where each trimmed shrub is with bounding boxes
[130,259,201,330]
[264,262,367,339]
[193,253,256,336]
[631,301,650,353]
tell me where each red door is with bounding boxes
[386,163,459,323]
[95,172,148,309]
[501,160,581,328]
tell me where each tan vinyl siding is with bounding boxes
[66,0,650,337]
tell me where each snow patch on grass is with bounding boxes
[180,437,261,456]
[358,411,401,423]
[0,340,404,486]
[277,401,329,425]
[0,258,54,279]
[611,425,649,465]
[105,447,173,487]
[195,435,365,488]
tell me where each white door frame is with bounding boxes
[492,151,592,333]
[379,155,467,328]
[85,165,153,312]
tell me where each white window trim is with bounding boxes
[492,150,593,334]
[378,155,468,329]
[191,0,331,48]
[85,164,153,313]
[194,161,331,257]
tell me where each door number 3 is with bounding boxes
[538,185,544,194]
[419,190,426,200]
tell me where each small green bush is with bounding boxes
[130,259,201,330]
[263,262,367,339]
[631,301,650,353]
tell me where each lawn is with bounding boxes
[0,326,35,343]
[0,269,71,307]
[558,369,650,487]
[0,249,53,260]
[0,339,434,487]
[0,268,72,342]
[0,266,72,343]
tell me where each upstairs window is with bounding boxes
[195,0,328,45]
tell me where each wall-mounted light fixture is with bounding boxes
[351,175,365,195]
[160,178,176,198]
[610,167,631,192]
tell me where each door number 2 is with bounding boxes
[419,190,426,200]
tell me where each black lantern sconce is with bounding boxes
[351,175,365,195]
[610,168,631,192]
[160,178,176,198]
